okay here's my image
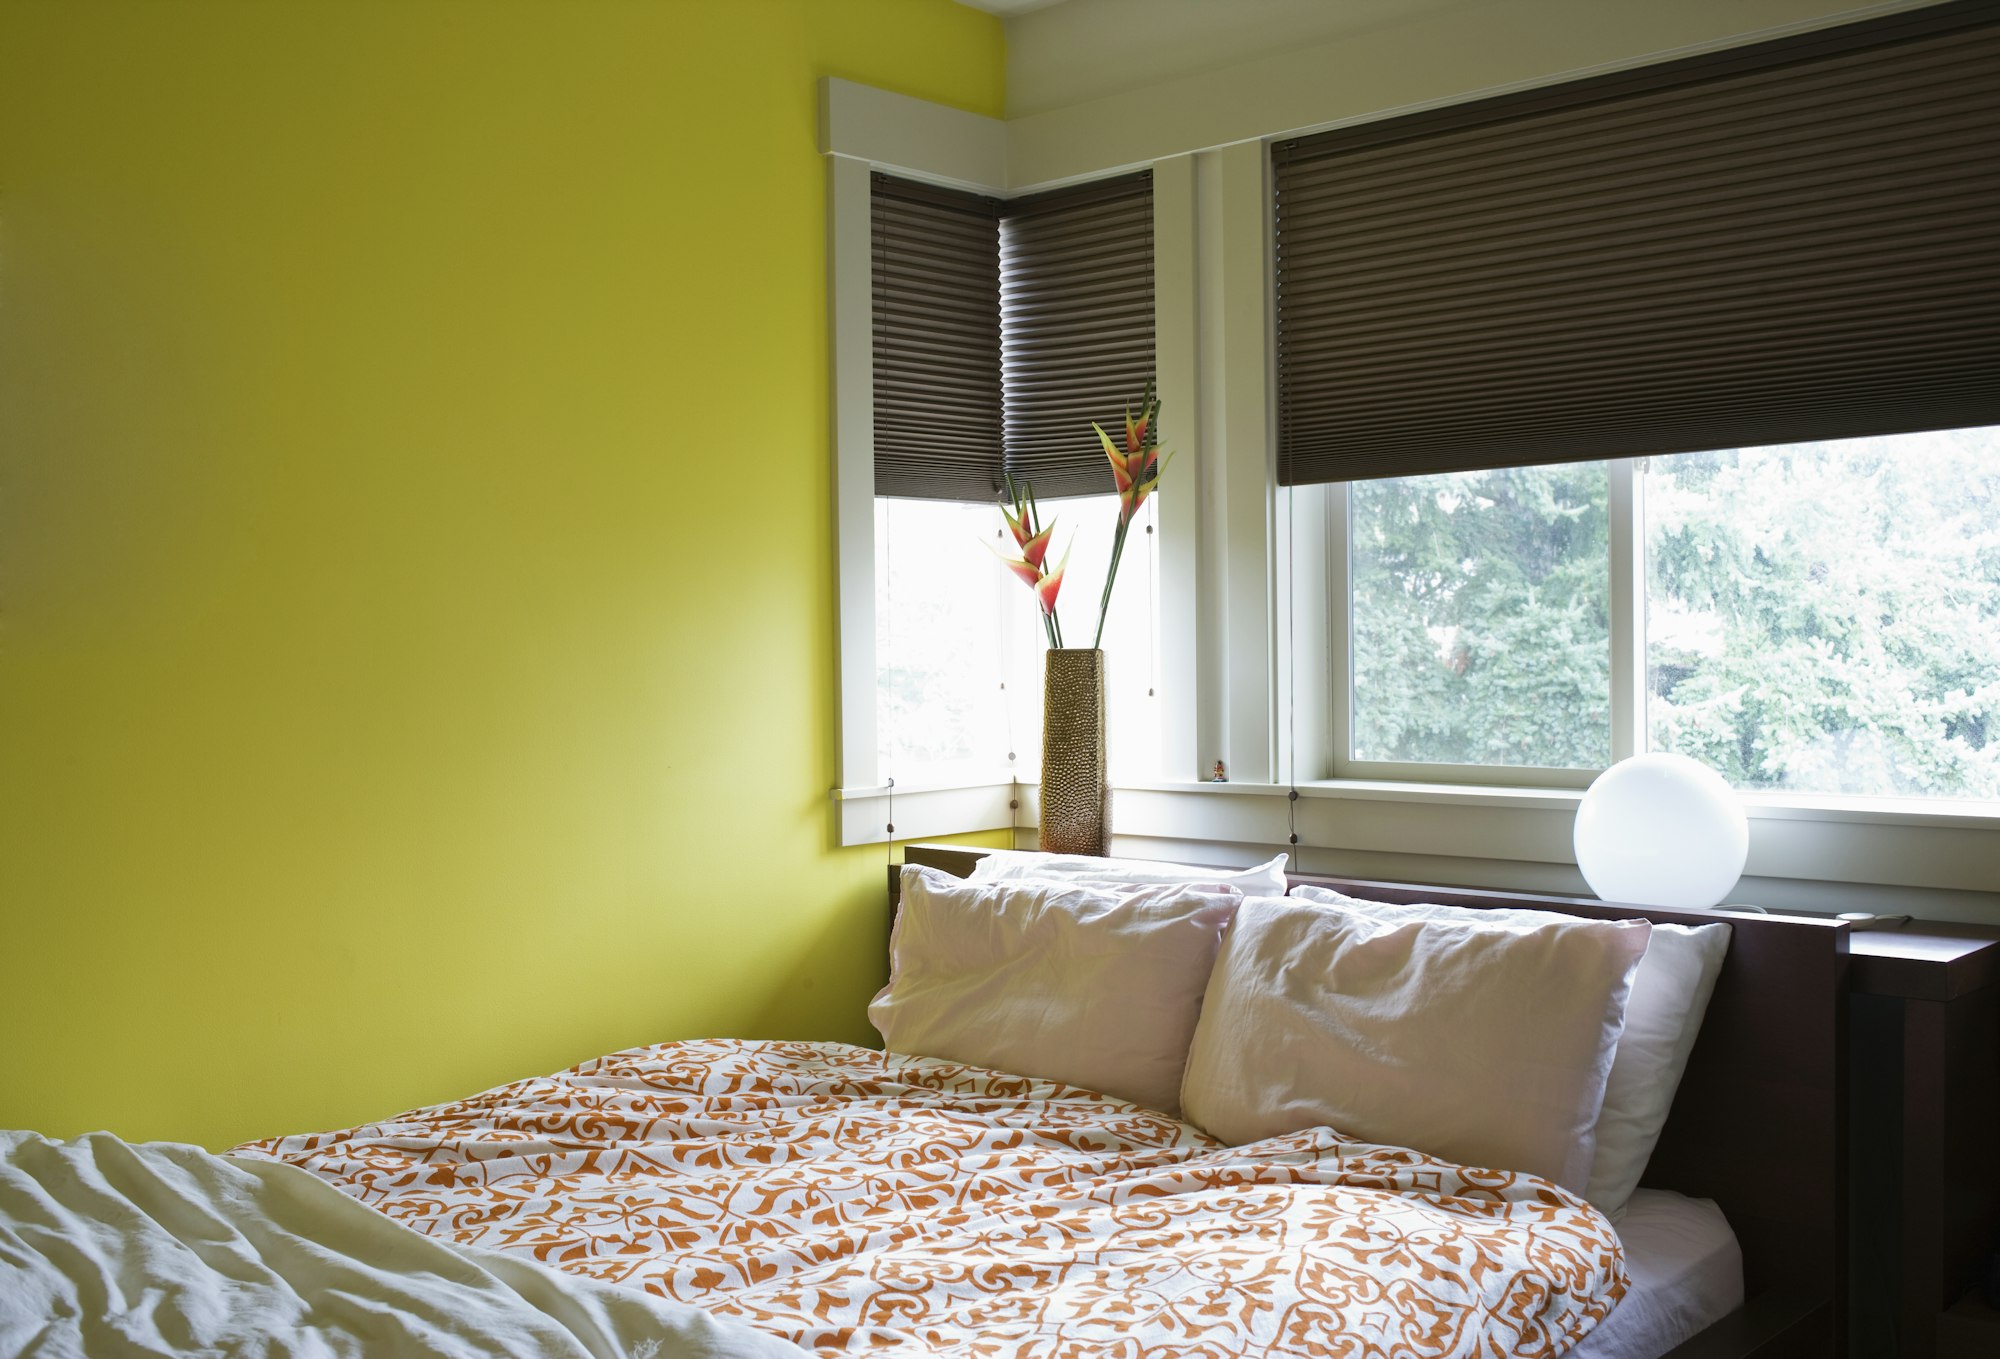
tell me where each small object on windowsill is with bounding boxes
[1837,911,1915,931]
[1211,761,1227,782]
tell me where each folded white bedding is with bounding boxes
[0,1129,808,1359]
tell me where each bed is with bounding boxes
[886,846,1852,1359]
[1,848,1848,1359]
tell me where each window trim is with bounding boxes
[829,151,882,800]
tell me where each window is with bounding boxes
[860,170,1157,798]
[1280,3,2000,811]
[1647,427,2000,801]
[1348,463,1610,772]
[873,490,1164,790]
[1321,429,2000,805]
[875,497,1012,784]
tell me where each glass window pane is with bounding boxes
[875,492,1163,786]
[1349,463,1611,769]
[875,498,1011,779]
[1645,428,2000,800]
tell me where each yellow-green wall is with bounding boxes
[0,0,1006,1150]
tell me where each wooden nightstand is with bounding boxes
[1846,922,2000,1358]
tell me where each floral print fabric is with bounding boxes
[244,1039,1625,1358]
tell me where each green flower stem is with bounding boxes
[1092,513,1133,650]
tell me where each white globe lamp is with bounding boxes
[1574,753,1747,909]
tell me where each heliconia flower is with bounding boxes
[1125,402,1152,455]
[1034,542,1071,616]
[1094,423,1135,493]
[1099,420,1172,524]
[1123,447,1174,521]
[1020,523,1053,568]
[987,528,1045,589]
[984,389,1164,651]
[996,553,1042,590]
[999,499,1037,552]
[992,473,1066,648]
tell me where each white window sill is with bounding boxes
[1115,778,2000,830]
[846,774,1998,909]
[833,774,1018,846]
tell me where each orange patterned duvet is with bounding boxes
[243,1039,1626,1358]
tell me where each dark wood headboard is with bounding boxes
[894,846,1851,1357]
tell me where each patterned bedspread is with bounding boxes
[243,1039,1626,1358]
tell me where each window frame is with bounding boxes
[1290,439,2000,820]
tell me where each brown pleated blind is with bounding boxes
[1000,172,1156,500]
[1274,2,2000,486]
[871,173,1003,500]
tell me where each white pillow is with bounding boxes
[1289,885,1730,1218]
[1181,896,1650,1192]
[968,848,1290,897]
[871,866,1240,1115]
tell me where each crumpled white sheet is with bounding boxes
[0,1129,811,1359]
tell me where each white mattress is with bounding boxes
[1568,1189,1745,1359]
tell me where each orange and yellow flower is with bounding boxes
[1093,387,1171,526]
[1034,542,1071,617]
[987,384,1169,652]
[992,474,1068,648]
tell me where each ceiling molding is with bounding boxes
[837,0,1951,192]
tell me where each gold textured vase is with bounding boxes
[1040,647,1108,856]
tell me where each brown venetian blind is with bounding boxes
[871,173,1003,500]
[1000,171,1156,500]
[1274,2,2000,486]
